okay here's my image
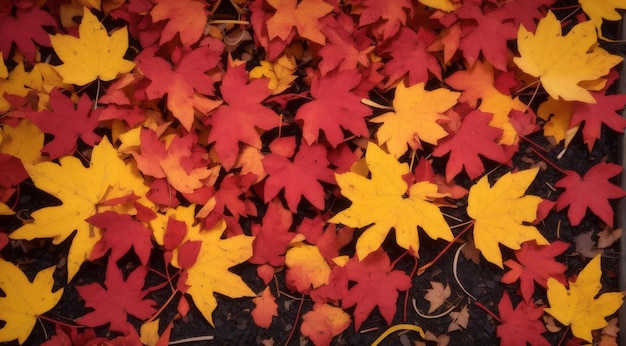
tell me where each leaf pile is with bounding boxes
[1,0,625,345]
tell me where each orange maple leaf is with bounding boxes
[266,0,334,45]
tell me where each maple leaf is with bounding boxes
[358,0,413,40]
[501,0,556,32]
[496,291,550,346]
[466,168,549,268]
[300,303,351,346]
[379,27,441,87]
[136,45,222,131]
[341,250,412,330]
[555,163,626,227]
[76,260,157,332]
[456,2,517,72]
[0,259,63,344]
[330,142,453,260]
[179,218,256,326]
[501,240,569,302]
[263,140,335,212]
[18,89,101,159]
[448,305,470,332]
[579,0,626,37]
[249,55,298,94]
[266,0,334,45]
[318,16,374,75]
[296,70,371,147]
[0,119,45,165]
[50,7,135,85]
[285,242,332,293]
[250,198,296,269]
[252,287,278,329]
[513,11,623,103]
[371,82,460,158]
[10,138,150,280]
[203,61,278,170]
[150,0,209,46]
[569,92,626,151]
[86,211,153,266]
[0,5,57,63]
[432,110,508,182]
[545,255,625,342]
[424,281,451,313]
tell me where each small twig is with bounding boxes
[473,300,501,323]
[453,243,477,301]
[168,335,214,345]
[284,294,305,346]
[361,98,394,110]
[412,298,458,319]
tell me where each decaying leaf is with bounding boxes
[424,281,451,313]
[448,305,469,332]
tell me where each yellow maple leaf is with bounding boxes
[513,11,623,103]
[50,7,135,86]
[10,138,150,280]
[0,259,63,344]
[579,0,626,39]
[418,0,460,12]
[285,243,331,291]
[545,255,625,342]
[249,55,298,94]
[329,142,453,260]
[183,218,256,326]
[371,82,459,158]
[266,0,334,45]
[0,119,45,165]
[466,168,548,268]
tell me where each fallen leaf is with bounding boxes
[285,242,331,293]
[50,7,135,85]
[266,0,333,45]
[545,255,625,342]
[252,287,278,329]
[574,230,602,259]
[597,226,622,249]
[579,0,626,38]
[150,0,209,47]
[555,163,626,227]
[300,303,351,346]
[496,291,550,346]
[424,281,451,313]
[513,11,622,103]
[0,259,63,344]
[358,0,413,40]
[467,168,548,268]
[447,305,469,332]
[330,142,453,260]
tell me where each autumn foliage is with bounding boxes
[1,0,626,345]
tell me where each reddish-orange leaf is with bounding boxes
[501,240,569,302]
[358,0,413,40]
[251,287,278,329]
[569,91,626,151]
[341,249,412,330]
[300,303,351,346]
[496,291,550,346]
[250,198,296,267]
[150,0,210,47]
[555,163,626,227]
[266,0,333,45]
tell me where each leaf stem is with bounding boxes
[473,300,501,323]
[147,289,179,323]
[169,335,215,344]
[416,221,474,275]
[38,314,81,329]
[284,294,305,346]
[403,255,419,321]
[529,147,569,175]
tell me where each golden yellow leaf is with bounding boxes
[0,119,45,165]
[0,259,63,344]
[9,138,149,280]
[371,82,459,158]
[513,11,623,103]
[183,218,256,326]
[418,0,460,12]
[579,0,626,38]
[0,55,7,78]
[249,55,298,95]
[466,168,548,268]
[537,97,573,144]
[0,61,37,113]
[139,319,160,346]
[329,142,453,260]
[50,7,135,85]
[545,255,625,342]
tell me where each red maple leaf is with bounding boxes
[318,14,374,75]
[295,70,371,147]
[18,89,101,159]
[555,163,626,227]
[433,110,508,181]
[456,2,517,71]
[569,92,626,151]
[76,260,157,332]
[203,61,278,170]
[263,140,335,212]
[136,44,222,131]
[86,211,154,266]
[502,0,556,32]
[150,0,210,47]
[341,249,412,330]
[0,5,57,63]
[496,291,550,346]
[358,0,413,40]
[379,27,441,87]
[249,0,292,60]
[501,240,569,302]
[0,153,27,203]
[250,198,296,269]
